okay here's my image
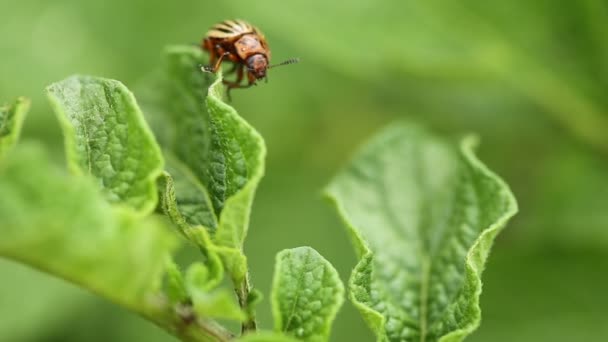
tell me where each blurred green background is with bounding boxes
[2,0,608,341]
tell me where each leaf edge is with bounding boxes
[323,126,519,342]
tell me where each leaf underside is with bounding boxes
[272,247,345,342]
[326,122,517,342]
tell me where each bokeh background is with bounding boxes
[2,1,608,341]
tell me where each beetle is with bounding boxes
[201,19,299,98]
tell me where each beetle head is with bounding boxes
[246,54,268,79]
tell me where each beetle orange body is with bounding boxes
[201,19,298,97]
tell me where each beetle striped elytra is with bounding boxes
[201,19,299,99]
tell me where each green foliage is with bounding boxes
[157,168,224,288]
[0,68,520,342]
[271,247,344,341]
[164,259,190,304]
[0,97,29,157]
[1,74,259,342]
[47,76,164,214]
[326,123,517,342]
[151,46,266,284]
[1,1,607,341]
[0,143,176,313]
[186,263,245,321]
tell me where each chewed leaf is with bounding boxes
[47,75,164,215]
[150,46,266,283]
[271,247,344,341]
[0,97,30,157]
[0,143,177,312]
[325,122,517,342]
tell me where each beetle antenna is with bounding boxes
[268,57,300,69]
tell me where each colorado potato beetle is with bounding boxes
[201,19,299,98]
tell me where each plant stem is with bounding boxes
[145,298,235,342]
[170,317,235,342]
[175,304,236,342]
[235,272,257,334]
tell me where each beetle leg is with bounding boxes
[202,52,230,73]
[201,41,218,82]
[225,62,239,76]
[222,64,245,86]
[247,72,257,86]
[202,38,217,63]
[223,65,246,101]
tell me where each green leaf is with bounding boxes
[164,259,190,305]
[325,122,517,342]
[0,97,29,157]
[271,247,345,341]
[150,46,266,283]
[157,155,224,289]
[0,144,238,342]
[163,260,244,322]
[186,263,245,321]
[157,168,224,289]
[205,71,265,282]
[245,287,264,319]
[0,143,177,312]
[160,154,219,234]
[47,75,164,215]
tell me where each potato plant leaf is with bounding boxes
[271,247,345,341]
[149,46,266,284]
[157,161,224,288]
[0,144,176,318]
[40,74,242,340]
[325,122,517,342]
[0,97,29,157]
[47,75,164,215]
